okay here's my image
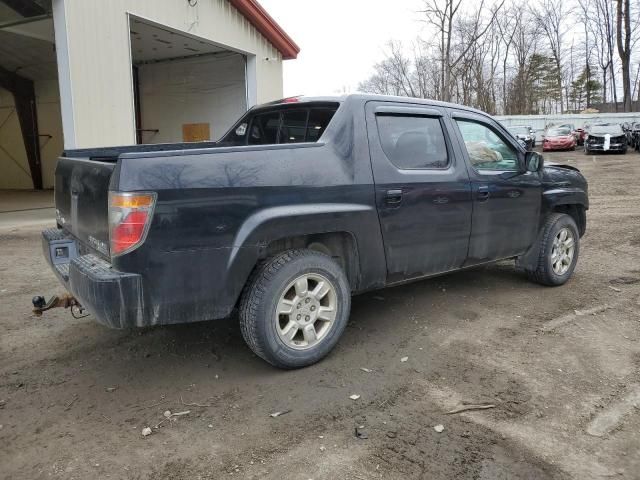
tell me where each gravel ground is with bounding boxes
[1,149,639,480]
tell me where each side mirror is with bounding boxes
[525,151,543,172]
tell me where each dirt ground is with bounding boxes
[1,149,639,480]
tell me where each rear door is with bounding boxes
[365,102,473,283]
[449,110,542,264]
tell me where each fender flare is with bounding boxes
[222,203,386,308]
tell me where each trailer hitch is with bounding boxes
[32,294,85,317]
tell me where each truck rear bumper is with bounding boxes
[42,228,146,329]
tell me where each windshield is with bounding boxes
[590,124,623,135]
[547,128,571,136]
[508,126,529,135]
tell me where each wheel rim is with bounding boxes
[551,228,575,276]
[275,273,338,350]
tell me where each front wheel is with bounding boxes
[239,249,351,369]
[526,213,580,286]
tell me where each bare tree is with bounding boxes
[589,0,618,109]
[507,8,542,114]
[421,0,504,102]
[495,5,519,113]
[358,0,635,114]
[577,0,594,109]
[616,0,633,111]
[358,42,417,97]
[530,0,573,113]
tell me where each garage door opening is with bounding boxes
[129,17,249,145]
[0,0,60,190]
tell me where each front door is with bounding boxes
[365,102,473,283]
[449,111,542,264]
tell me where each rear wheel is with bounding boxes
[526,213,580,286]
[239,249,351,369]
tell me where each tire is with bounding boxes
[238,249,351,369]
[526,213,580,287]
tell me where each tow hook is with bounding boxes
[32,294,84,317]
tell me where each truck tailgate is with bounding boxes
[55,157,115,256]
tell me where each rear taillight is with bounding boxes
[108,192,156,256]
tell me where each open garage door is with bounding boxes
[130,18,248,145]
[0,0,61,190]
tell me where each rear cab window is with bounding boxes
[220,102,339,146]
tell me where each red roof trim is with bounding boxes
[228,0,300,60]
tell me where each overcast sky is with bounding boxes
[259,0,426,97]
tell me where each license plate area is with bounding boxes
[49,238,78,265]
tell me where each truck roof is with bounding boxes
[262,93,490,117]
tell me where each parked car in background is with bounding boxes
[507,125,536,149]
[39,94,589,369]
[574,127,587,145]
[584,123,627,155]
[627,122,640,150]
[543,126,576,152]
[556,123,582,145]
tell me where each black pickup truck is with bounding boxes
[42,94,588,368]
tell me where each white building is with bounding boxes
[0,0,298,190]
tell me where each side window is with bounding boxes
[376,115,449,170]
[455,119,518,171]
[307,108,335,141]
[280,110,308,144]
[225,122,249,145]
[249,111,280,145]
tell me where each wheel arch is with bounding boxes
[262,231,361,289]
[223,203,383,315]
[517,206,585,271]
[542,189,588,238]
[551,203,587,237]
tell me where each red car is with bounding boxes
[543,127,576,151]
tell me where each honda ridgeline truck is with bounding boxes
[41,94,589,368]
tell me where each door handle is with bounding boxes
[385,189,403,205]
[477,186,490,202]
